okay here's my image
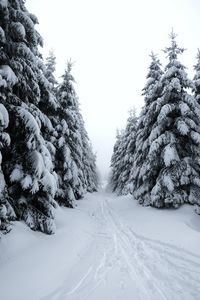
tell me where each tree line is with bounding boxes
[0,0,98,235]
[110,31,200,216]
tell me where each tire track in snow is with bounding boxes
[106,197,200,300]
[102,197,169,300]
[43,196,122,300]
[53,195,153,300]
[67,266,94,296]
[67,197,149,300]
[42,193,200,300]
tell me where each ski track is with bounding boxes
[105,198,200,300]
[42,193,200,300]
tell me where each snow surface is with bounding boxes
[0,189,200,300]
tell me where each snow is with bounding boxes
[191,131,200,144]
[63,145,71,162]
[21,175,32,189]
[179,102,190,115]
[29,104,54,133]
[0,190,200,300]
[0,27,5,43]
[60,119,68,133]
[31,150,45,178]
[0,75,7,88]
[170,77,181,91]
[177,120,189,135]
[149,124,162,142]
[157,103,175,121]
[31,179,39,194]
[41,172,58,197]
[17,108,40,136]
[164,144,179,167]
[10,165,24,182]
[0,132,11,146]
[0,65,18,86]
[0,103,9,128]
[14,22,26,40]
[58,136,65,148]
[40,145,54,172]
[163,174,174,191]
[0,203,7,218]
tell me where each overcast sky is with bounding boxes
[26,0,200,178]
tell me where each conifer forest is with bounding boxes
[0,1,200,300]
[0,0,98,235]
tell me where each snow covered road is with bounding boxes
[1,191,200,300]
[43,192,200,300]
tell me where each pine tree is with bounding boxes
[130,52,163,204]
[133,32,200,208]
[0,0,58,234]
[55,61,98,205]
[45,50,58,93]
[110,129,125,193]
[0,73,16,233]
[110,110,137,195]
[117,109,137,195]
[55,62,85,206]
[193,49,200,106]
[78,113,98,193]
[192,49,200,214]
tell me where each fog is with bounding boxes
[26,0,200,178]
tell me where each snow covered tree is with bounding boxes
[192,49,200,214]
[0,78,16,233]
[55,62,85,206]
[0,0,58,234]
[130,52,163,204]
[110,129,125,193]
[117,109,137,195]
[85,148,98,192]
[110,110,137,195]
[55,61,98,206]
[45,50,58,93]
[133,32,200,208]
[193,49,200,106]
[78,113,98,193]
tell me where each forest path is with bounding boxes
[42,191,200,300]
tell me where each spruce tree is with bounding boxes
[110,129,125,193]
[45,50,58,93]
[0,0,58,234]
[130,52,163,204]
[110,110,137,195]
[193,49,200,108]
[117,109,137,195]
[192,49,200,214]
[55,61,98,205]
[55,62,85,206]
[133,32,200,208]
[78,113,98,193]
[0,73,16,233]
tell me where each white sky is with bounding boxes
[26,0,200,178]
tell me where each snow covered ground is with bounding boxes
[0,189,200,300]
